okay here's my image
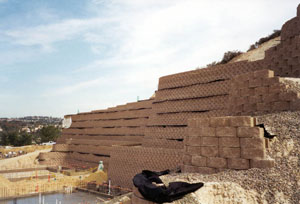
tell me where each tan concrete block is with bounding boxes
[219,147,241,158]
[249,95,262,104]
[202,137,218,147]
[241,88,255,97]
[237,127,264,138]
[229,88,240,96]
[207,157,227,168]
[243,103,257,113]
[236,97,248,106]
[241,148,266,159]
[256,102,271,111]
[279,92,299,101]
[263,77,283,86]
[249,78,262,88]
[201,147,219,157]
[272,101,290,111]
[200,127,216,137]
[188,128,201,137]
[210,117,231,127]
[216,127,237,137]
[195,167,216,174]
[219,137,240,147]
[228,158,250,170]
[187,118,197,128]
[182,165,198,173]
[230,116,255,127]
[191,156,207,167]
[183,154,192,165]
[269,84,287,94]
[253,70,274,79]
[187,146,202,155]
[187,137,202,146]
[196,118,210,127]
[250,159,275,168]
[240,138,265,149]
[290,100,300,111]
[263,93,279,103]
[255,86,269,96]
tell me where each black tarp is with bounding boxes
[133,170,204,203]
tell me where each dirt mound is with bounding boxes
[83,170,107,184]
[0,148,51,170]
[161,111,300,204]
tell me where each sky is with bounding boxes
[0,0,299,118]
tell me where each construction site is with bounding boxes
[0,3,300,204]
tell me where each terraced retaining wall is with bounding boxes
[39,99,153,168]
[39,4,300,191]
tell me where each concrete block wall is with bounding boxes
[108,146,183,189]
[183,116,274,174]
[144,61,263,150]
[40,99,153,169]
[229,69,300,116]
[39,4,300,190]
[264,6,300,77]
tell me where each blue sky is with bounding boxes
[0,0,299,117]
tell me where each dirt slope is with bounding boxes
[230,37,280,63]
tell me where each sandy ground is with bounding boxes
[230,37,280,63]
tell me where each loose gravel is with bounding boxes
[162,111,300,204]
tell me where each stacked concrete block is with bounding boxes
[183,116,274,174]
[145,61,263,150]
[41,99,153,169]
[40,4,300,190]
[108,146,183,189]
[264,6,300,77]
[229,69,300,116]
[280,5,300,41]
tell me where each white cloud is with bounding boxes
[2,0,300,117]
[4,17,115,50]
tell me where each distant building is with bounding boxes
[21,127,31,133]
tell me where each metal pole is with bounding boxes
[108,179,111,195]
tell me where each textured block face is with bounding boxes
[216,127,237,137]
[249,78,262,88]
[219,147,241,158]
[250,159,275,168]
[272,101,290,111]
[241,148,266,159]
[210,117,231,127]
[219,137,240,147]
[196,118,211,127]
[202,137,219,146]
[237,127,264,138]
[185,115,273,172]
[201,147,219,157]
[191,156,207,167]
[230,117,254,127]
[228,158,250,170]
[207,157,227,168]
[188,128,202,137]
[187,146,202,155]
[240,138,265,149]
[253,70,274,79]
[183,155,192,165]
[187,137,202,146]
[200,127,216,137]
